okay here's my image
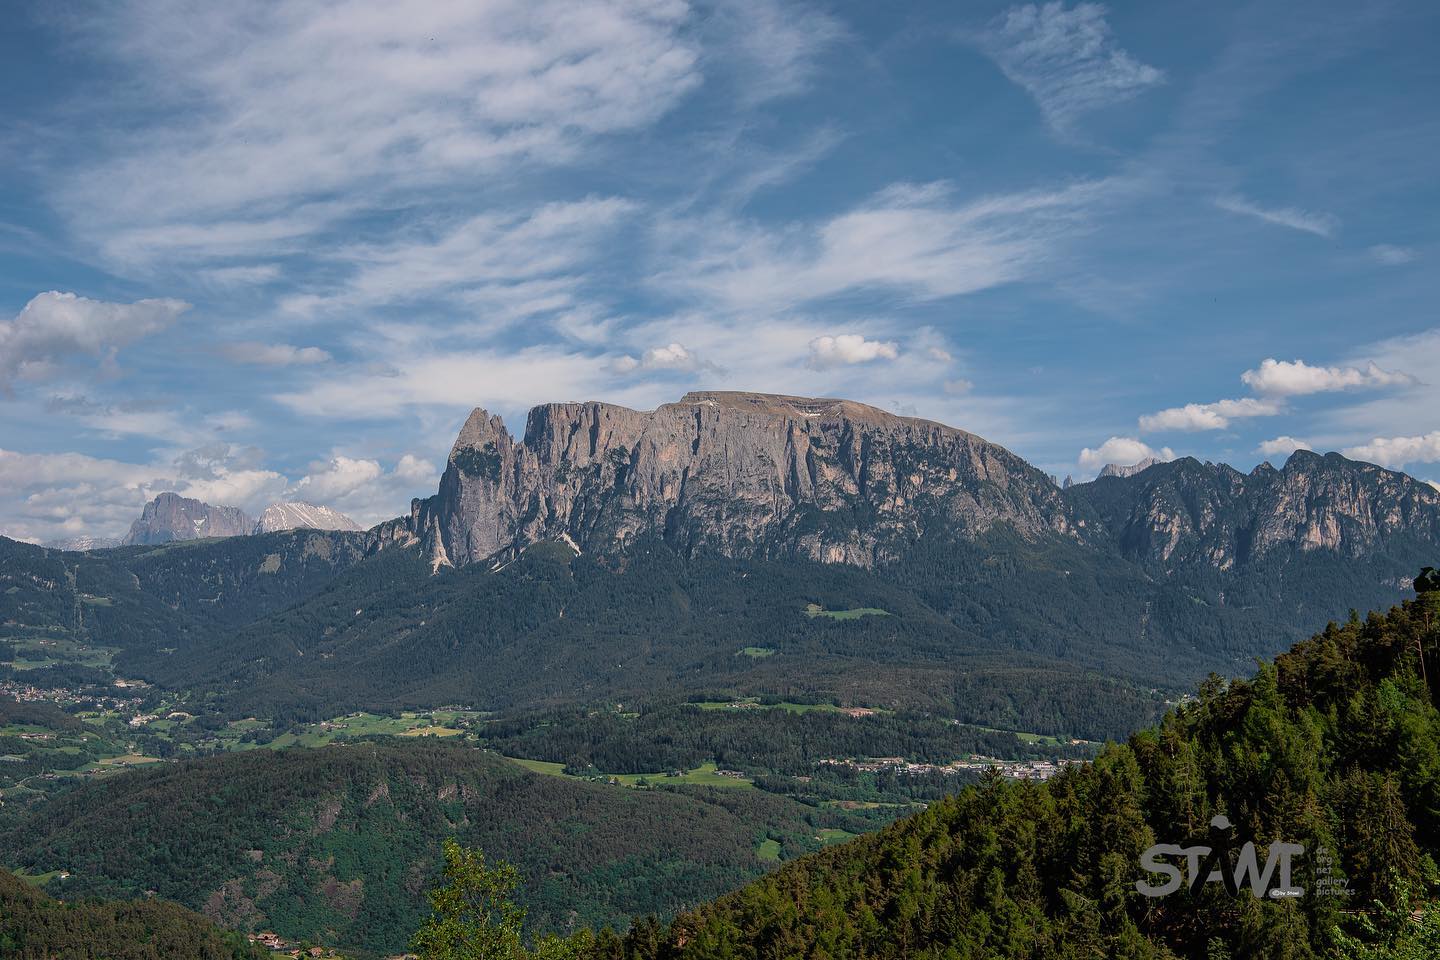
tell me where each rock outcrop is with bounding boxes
[254,502,361,534]
[1065,451,1440,569]
[404,391,1075,569]
[1097,457,1163,480]
[122,493,254,546]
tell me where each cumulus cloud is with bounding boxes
[1241,357,1414,396]
[0,291,190,390]
[0,443,439,543]
[0,443,286,544]
[221,342,332,366]
[1256,436,1311,457]
[612,342,707,374]
[1369,244,1417,265]
[807,334,900,370]
[1215,194,1338,238]
[1077,436,1175,473]
[974,2,1164,133]
[288,454,439,525]
[1343,432,1440,469]
[1138,397,1283,432]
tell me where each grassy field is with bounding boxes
[264,712,476,748]
[736,646,776,658]
[816,827,860,845]
[755,838,782,862]
[968,724,1073,748]
[505,757,754,790]
[804,603,890,621]
[692,698,889,716]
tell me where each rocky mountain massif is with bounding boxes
[113,494,359,546]
[394,391,1075,571]
[392,390,1440,580]
[122,492,255,546]
[253,501,361,535]
[10,391,1439,726]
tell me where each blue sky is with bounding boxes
[1,0,1437,543]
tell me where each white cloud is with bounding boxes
[1256,436,1311,458]
[656,180,1101,311]
[1214,194,1338,238]
[1138,397,1283,432]
[807,334,900,370]
[1343,432,1440,469]
[1077,436,1175,473]
[199,263,283,286]
[943,378,974,395]
[0,444,286,544]
[292,198,637,315]
[60,0,701,266]
[975,2,1164,133]
[1369,244,1417,265]
[288,453,442,525]
[0,291,190,389]
[613,342,706,374]
[0,443,441,543]
[704,0,845,105]
[1241,357,1414,396]
[221,342,332,366]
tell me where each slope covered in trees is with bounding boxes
[1,740,868,955]
[0,869,266,960]
[548,590,1440,959]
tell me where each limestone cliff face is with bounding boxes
[1066,451,1440,570]
[123,493,254,546]
[406,392,1075,569]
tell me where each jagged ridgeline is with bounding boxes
[6,391,1440,729]
[578,592,1440,959]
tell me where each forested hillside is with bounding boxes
[1,741,868,955]
[0,870,265,960]
[555,589,1440,959]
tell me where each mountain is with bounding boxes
[122,493,254,546]
[1097,455,1163,479]
[0,870,266,960]
[253,501,360,534]
[394,391,1075,571]
[573,592,1440,959]
[1065,450,1440,571]
[8,392,1440,734]
[3,741,863,955]
[45,535,121,551]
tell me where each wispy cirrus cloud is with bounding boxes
[653,179,1103,312]
[973,2,1164,134]
[221,342,332,366]
[1215,194,1339,238]
[56,0,702,268]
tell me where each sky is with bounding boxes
[1,0,1437,544]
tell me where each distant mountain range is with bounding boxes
[11,391,1439,729]
[98,493,360,547]
[384,390,1439,578]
